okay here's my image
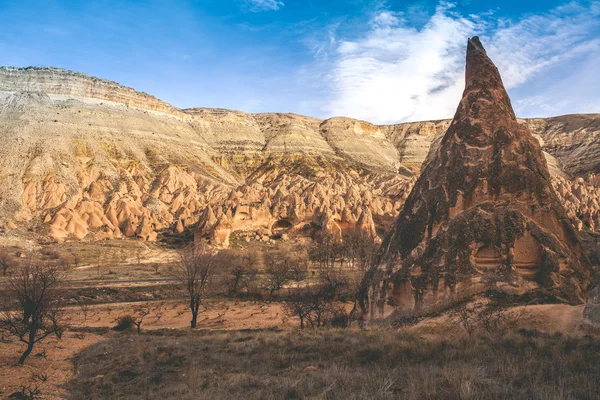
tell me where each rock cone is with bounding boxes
[358,37,591,320]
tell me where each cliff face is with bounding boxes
[358,37,591,321]
[0,65,599,247]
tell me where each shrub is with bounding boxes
[113,315,135,332]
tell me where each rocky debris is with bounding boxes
[358,37,592,321]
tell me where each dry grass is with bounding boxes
[68,328,600,400]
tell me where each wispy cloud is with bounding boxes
[245,0,284,12]
[323,1,600,123]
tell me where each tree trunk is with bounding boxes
[18,342,34,365]
[190,297,199,329]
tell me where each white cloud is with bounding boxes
[324,1,600,123]
[246,0,284,12]
[485,3,600,89]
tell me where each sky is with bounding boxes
[0,0,599,124]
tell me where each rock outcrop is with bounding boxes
[0,65,599,246]
[358,37,592,321]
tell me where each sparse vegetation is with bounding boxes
[0,249,12,276]
[174,242,225,328]
[0,261,64,364]
[68,328,600,400]
[263,250,292,301]
[132,303,152,333]
[222,250,259,296]
[113,314,135,332]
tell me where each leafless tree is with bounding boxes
[222,250,258,296]
[342,228,379,274]
[288,251,309,288]
[174,242,222,329]
[455,303,476,337]
[136,249,143,267]
[0,261,64,364]
[153,303,164,321]
[283,291,312,329]
[72,254,81,268]
[79,303,91,321]
[264,251,290,301]
[283,272,348,329]
[309,231,343,272]
[0,250,12,276]
[478,303,524,335]
[132,303,152,334]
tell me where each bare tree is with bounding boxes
[132,303,152,334]
[283,291,312,329]
[288,251,309,288]
[0,261,64,364]
[284,274,348,329]
[136,249,143,267]
[309,231,343,272]
[221,250,258,296]
[153,303,164,321]
[264,251,290,301]
[72,253,81,268]
[174,242,222,329]
[152,263,160,275]
[79,303,91,321]
[342,228,379,275]
[0,250,12,276]
[454,303,476,337]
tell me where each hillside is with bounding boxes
[1,66,599,245]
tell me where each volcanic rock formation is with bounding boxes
[0,66,600,246]
[358,37,592,321]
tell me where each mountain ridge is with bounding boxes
[1,65,600,245]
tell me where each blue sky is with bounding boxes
[0,0,599,123]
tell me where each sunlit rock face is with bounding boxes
[0,66,183,116]
[357,37,592,322]
[0,69,412,244]
[0,65,599,248]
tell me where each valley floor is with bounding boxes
[67,325,600,400]
[1,300,599,399]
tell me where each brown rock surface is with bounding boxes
[358,37,592,321]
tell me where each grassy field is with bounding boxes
[68,327,600,400]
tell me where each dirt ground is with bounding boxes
[1,298,594,399]
[0,241,597,399]
[0,298,287,399]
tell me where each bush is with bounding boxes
[330,310,349,328]
[113,315,135,332]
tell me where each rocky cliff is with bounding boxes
[0,66,599,247]
[358,37,591,321]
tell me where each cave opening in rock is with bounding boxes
[273,219,293,231]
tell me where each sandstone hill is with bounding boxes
[357,37,592,322]
[0,66,599,248]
